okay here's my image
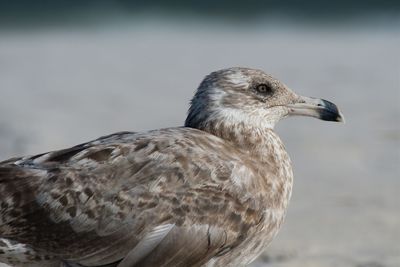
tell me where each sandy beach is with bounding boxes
[0,22,399,266]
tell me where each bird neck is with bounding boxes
[188,115,281,156]
[186,107,275,146]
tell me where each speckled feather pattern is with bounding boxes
[0,67,301,267]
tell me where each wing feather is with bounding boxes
[118,224,174,267]
[0,128,264,266]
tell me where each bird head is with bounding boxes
[185,67,344,130]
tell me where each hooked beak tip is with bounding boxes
[318,99,345,123]
[337,111,345,123]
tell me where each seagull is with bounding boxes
[0,67,343,267]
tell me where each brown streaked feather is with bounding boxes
[0,127,281,267]
[125,224,229,267]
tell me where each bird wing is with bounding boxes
[0,129,264,266]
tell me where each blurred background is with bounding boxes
[0,1,399,267]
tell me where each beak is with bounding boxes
[286,96,345,122]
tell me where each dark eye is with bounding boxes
[256,83,272,94]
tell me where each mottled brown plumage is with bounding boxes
[0,67,343,267]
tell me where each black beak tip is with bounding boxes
[319,111,344,122]
[319,99,345,123]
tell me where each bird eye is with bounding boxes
[256,84,272,94]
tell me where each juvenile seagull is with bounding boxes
[0,67,343,267]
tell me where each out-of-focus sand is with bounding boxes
[0,22,399,267]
